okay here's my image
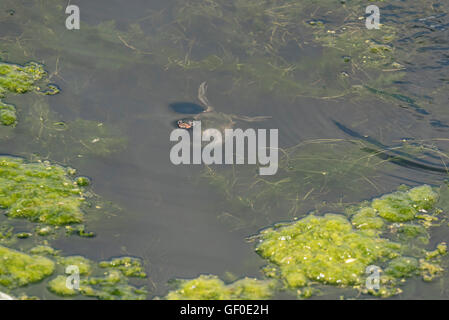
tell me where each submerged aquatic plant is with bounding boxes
[0,0,407,100]
[0,154,148,299]
[165,275,276,300]
[13,97,127,159]
[63,119,127,157]
[201,136,449,228]
[0,244,148,300]
[201,139,394,225]
[0,0,445,109]
[48,273,147,300]
[0,156,87,225]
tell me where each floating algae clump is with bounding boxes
[385,257,419,278]
[254,184,447,297]
[59,256,92,275]
[0,61,54,127]
[0,225,13,244]
[75,177,90,187]
[99,257,147,278]
[48,254,148,300]
[0,245,54,288]
[256,214,401,288]
[0,101,17,126]
[351,207,384,232]
[0,62,46,96]
[82,270,148,300]
[165,275,276,300]
[47,275,78,296]
[371,185,438,222]
[0,156,88,225]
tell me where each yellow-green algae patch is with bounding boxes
[371,185,438,222]
[0,101,17,126]
[397,224,429,244]
[0,61,56,127]
[0,156,87,225]
[254,185,447,297]
[0,245,54,288]
[46,253,148,300]
[99,257,147,278]
[47,275,77,296]
[0,225,14,245]
[385,257,419,278]
[256,214,401,288]
[165,275,276,300]
[0,62,46,96]
[28,245,60,256]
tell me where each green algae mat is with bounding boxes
[0,156,147,299]
[163,185,448,299]
[0,244,147,300]
[164,275,277,300]
[0,157,86,225]
[0,61,58,126]
[0,245,54,288]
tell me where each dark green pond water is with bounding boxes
[0,0,448,299]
